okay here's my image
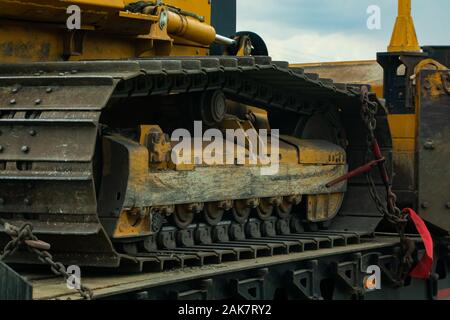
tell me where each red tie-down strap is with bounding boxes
[403,208,434,279]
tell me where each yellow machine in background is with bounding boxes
[300,0,450,230]
[388,0,421,52]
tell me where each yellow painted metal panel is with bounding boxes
[0,22,63,62]
[392,139,415,152]
[388,114,416,138]
[388,114,417,152]
[0,0,214,61]
[166,0,211,24]
[61,0,124,9]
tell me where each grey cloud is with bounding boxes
[237,0,450,45]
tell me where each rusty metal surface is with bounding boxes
[25,236,401,300]
[0,73,121,268]
[101,135,347,209]
[417,70,450,231]
[0,118,97,162]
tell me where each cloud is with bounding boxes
[237,0,450,63]
[237,19,386,63]
[261,32,386,63]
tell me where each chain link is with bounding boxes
[359,86,413,281]
[0,218,93,300]
[360,87,404,223]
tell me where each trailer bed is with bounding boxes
[18,236,409,300]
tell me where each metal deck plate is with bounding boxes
[22,237,403,300]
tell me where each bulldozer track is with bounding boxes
[122,216,370,273]
[0,56,368,272]
[0,56,360,112]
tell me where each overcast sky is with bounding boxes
[237,0,450,63]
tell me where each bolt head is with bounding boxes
[421,202,430,209]
[46,87,53,93]
[10,99,16,105]
[34,99,42,105]
[21,145,29,153]
[446,203,450,210]
[23,198,31,206]
[29,129,36,136]
[424,140,435,150]
[0,146,3,152]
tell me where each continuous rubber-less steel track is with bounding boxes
[121,216,371,273]
[0,56,370,271]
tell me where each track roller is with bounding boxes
[276,195,302,219]
[203,200,232,226]
[232,199,258,224]
[256,197,282,221]
[172,203,203,229]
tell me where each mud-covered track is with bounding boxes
[0,56,361,114]
[0,56,368,270]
